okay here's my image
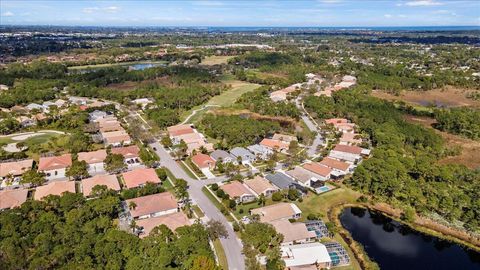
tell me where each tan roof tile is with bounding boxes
[125,192,177,218]
[34,181,76,200]
[78,150,107,164]
[38,154,72,171]
[0,159,33,177]
[81,174,120,196]
[122,168,160,189]
[0,189,28,209]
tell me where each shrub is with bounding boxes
[211,183,219,191]
[272,191,283,201]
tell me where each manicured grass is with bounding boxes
[202,187,234,222]
[161,178,174,191]
[0,137,13,145]
[68,60,167,70]
[177,161,199,179]
[201,55,235,65]
[296,186,361,221]
[209,80,260,107]
[192,205,205,218]
[213,239,228,270]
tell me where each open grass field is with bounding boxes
[372,87,480,108]
[201,55,236,65]
[405,115,480,169]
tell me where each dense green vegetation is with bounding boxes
[200,114,281,148]
[433,107,480,140]
[240,222,284,270]
[305,90,480,232]
[236,87,300,119]
[0,192,215,270]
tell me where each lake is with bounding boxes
[340,207,480,270]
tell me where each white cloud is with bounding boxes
[319,0,342,3]
[2,11,14,17]
[83,6,120,14]
[405,0,443,6]
[384,14,393,18]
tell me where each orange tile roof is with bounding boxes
[111,145,140,159]
[167,124,193,133]
[0,189,28,209]
[318,157,350,172]
[260,138,289,150]
[325,118,348,125]
[221,181,254,198]
[333,144,362,155]
[125,192,177,218]
[81,174,121,196]
[250,202,300,223]
[34,181,76,200]
[78,150,107,164]
[169,127,194,137]
[0,159,33,177]
[244,176,278,195]
[191,153,216,169]
[303,163,332,177]
[340,133,362,144]
[101,130,131,144]
[122,168,160,189]
[270,219,316,243]
[136,212,191,238]
[38,154,72,171]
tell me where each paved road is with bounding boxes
[181,105,220,124]
[150,142,245,270]
[296,97,324,157]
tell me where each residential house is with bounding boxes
[34,180,76,200]
[111,145,141,166]
[210,150,237,165]
[247,144,273,160]
[122,168,161,189]
[126,192,178,220]
[251,202,302,223]
[136,212,191,238]
[167,124,194,140]
[270,219,317,246]
[101,130,132,147]
[270,83,302,102]
[54,99,67,108]
[243,176,278,197]
[285,166,323,189]
[302,163,332,181]
[38,154,72,180]
[265,172,307,194]
[81,174,121,197]
[0,189,28,210]
[318,157,352,178]
[89,110,108,122]
[191,153,216,170]
[340,132,362,145]
[230,147,256,164]
[220,181,256,203]
[281,243,332,269]
[328,145,365,164]
[78,150,107,174]
[260,138,289,152]
[0,159,33,181]
[16,116,36,127]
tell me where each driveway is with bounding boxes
[150,142,245,270]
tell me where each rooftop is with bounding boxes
[281,242,332,267]
[125,192,177,218]
[122,168,161,189]
[318,157,350,172]
[265,172,296,190]
[333,144,363,155]
[243,176,278,195]
[260,138,289,150]
[285,166,319,184]
[0,159,33,177]
[191,153,216,169]
[303,163,332,177]
[78,150,107,164]
[111,145,140,159]
[0,189,28,209]
[81,174,121,196]
[38,154,72,171]
[34,180,76,200]
[220,181,254,198]
[136,212,191,238]
[251,202,301,223]
[270,219,316,243]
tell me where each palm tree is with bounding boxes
[128,201,137,210]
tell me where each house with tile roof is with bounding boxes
[0,159,33,180]
[81,174,121,197]
[38,154,72,180]
[34,180,76,200]
[243,176,278,197]
[210,150,237,165]
[122,168,161,189]
[250,202,302,223]
[270,219,317,246]
[125,192,178,220]
[78,150,107,174]
[191,153,216,170]
[220,181,256,203]
[260,138,289,152]
[111,145,141,167]
[230,147,256,164]
[0,189,28,210]
[136,212,191,238]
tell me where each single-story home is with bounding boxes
[38,154,72,180]
[34,180,76,200]
[210,150,237,165]
[191,153,216,170]
[250,202,302,223]
[0,189,28,210]
[265,172,307,194]
[101,130,132,147]
[270,219,317,246]
[243,176,278,197]
[285,166,323,188]
[220,181,256,203]
[281,242,332,269]
[318,157,352,177]
[126,192,178,220]
[247,144,273,160]
[122,168,161,189]
[230,147,256,164]
[78,150,107,174]
[260,138,289,152]
[0,159,33,180]
[111,145,141,166]
[340,132,362,145]
[81,174,121,197]
[136,212,191,238]
[302,163,332,181]
[329,145,367,164]
[272,133,297,143]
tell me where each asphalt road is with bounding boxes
[296,97,324,157]
[149,142,245,270]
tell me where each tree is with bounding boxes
[191,256,219,270]
[271,191,283,202]
[174,178,189,201]
[20,169,46,187]
[129,201,137,210]
[66,160,89,180]
[105,153,127,173]
[161,136,173,148]
[206,220,228,240]
[287,189,300,201]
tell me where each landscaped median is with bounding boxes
[201,186,236,222]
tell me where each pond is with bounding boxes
[340,207,480,270]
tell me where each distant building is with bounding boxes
[260,138,289,152]
[0,159,33,181]
[270,219,316,246]
[265,172,307,194]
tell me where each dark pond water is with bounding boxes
[340,207,480,270]
[128,62,165,70]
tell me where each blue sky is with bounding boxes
[1,0,479,27]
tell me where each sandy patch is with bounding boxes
[11,132,44,141]
[2,143,23,153]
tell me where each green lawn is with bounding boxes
[202,187,234,222]
[296,187,361,221]
[177,161,200,179]
[201,55,235,65]
[213,239,228,270]
[192,205,205,218]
